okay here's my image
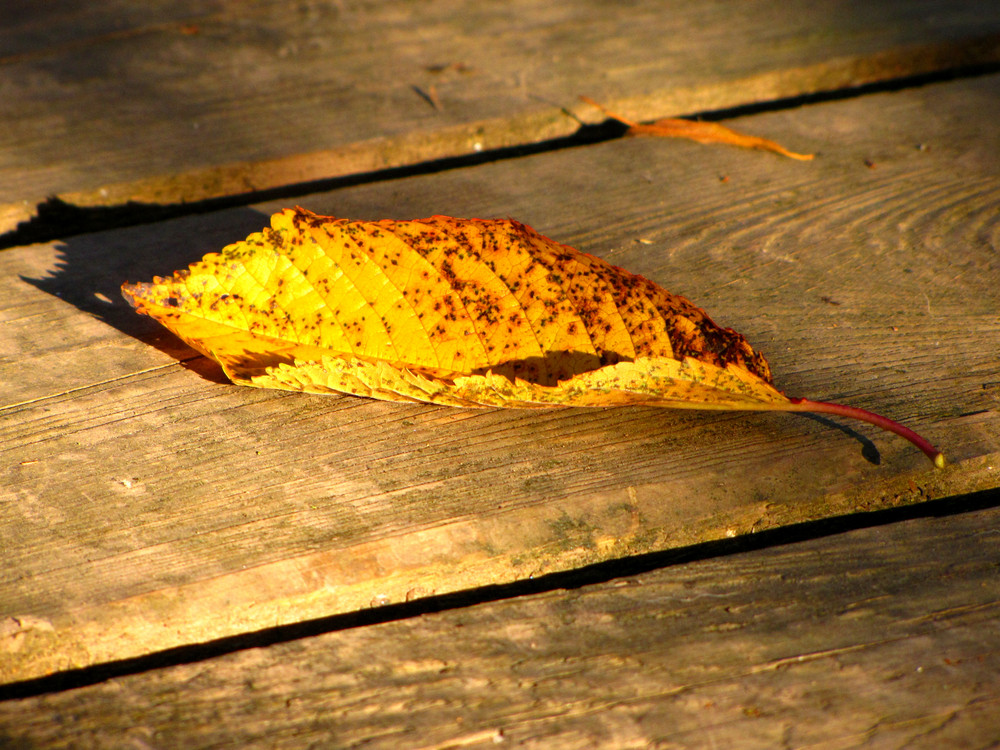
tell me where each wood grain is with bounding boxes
[4,0,1000,234]
[2,75,999,684]
[2,503,998,748]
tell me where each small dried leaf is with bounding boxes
[122,208,941,466]
[632,118,814,161]
[582,96,814,161]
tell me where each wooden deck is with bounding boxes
[2,2,999,747]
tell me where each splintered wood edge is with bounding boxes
[5,35,1000,236]
[2,451,995,686]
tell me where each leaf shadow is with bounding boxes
[799,411,881,465]
[20,205,271,380]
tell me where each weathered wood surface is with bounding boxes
[3,501,998,749]
[4,0,1000,235]
[2,73,998,685]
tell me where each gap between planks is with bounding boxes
[3,37,1000,247]
[1,483,998,703]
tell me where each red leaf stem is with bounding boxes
[788,398,945,468]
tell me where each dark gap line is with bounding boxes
[691,60,1000,121]
[0,122,625,251]
[3,60,1000,251]
[1,486,998,703]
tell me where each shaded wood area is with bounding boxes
[3,501,999,748]
[4,0,1000,236]
[2,1,999,746]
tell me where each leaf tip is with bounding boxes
[120,280,141,309]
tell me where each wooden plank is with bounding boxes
[2,501,999,748]
[0,2,229,59]
[2,74,999,684]
[4,0,1000,236]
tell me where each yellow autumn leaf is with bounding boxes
[122,208,941,466]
